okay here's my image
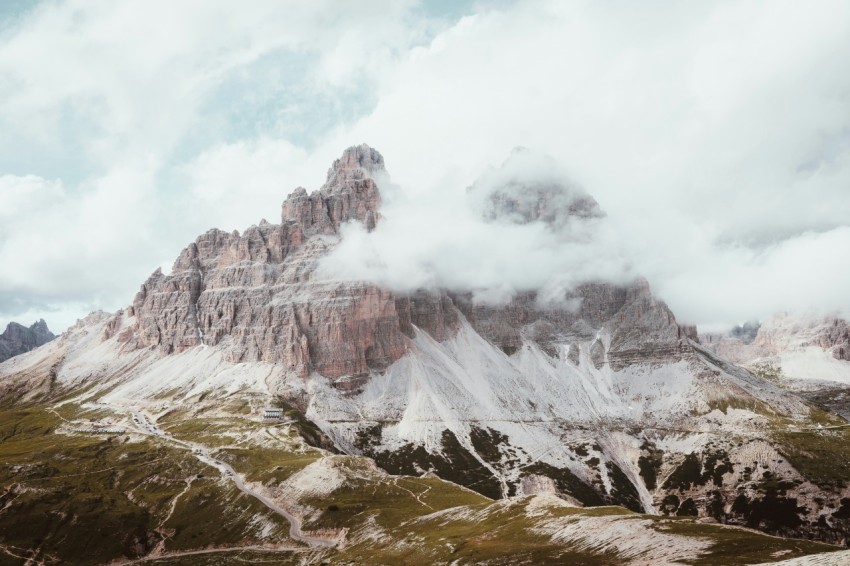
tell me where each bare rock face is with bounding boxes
[128,143,695,382]
[606,281,694,371]
[0,319,56,363]
[395,292,461,342]
[130,145,407,379]
[452,278,694,369]
[821,319,850,361]
[281,144,382,234]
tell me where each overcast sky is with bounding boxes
[1,0,849,334]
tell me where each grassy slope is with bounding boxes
[0,398,845,565]
[324,493,837,566]
[0,405,299,565]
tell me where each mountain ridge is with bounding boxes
[2,145,850,561]
[0,318,55,363]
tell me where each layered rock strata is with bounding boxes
[127,144,695,383]
[129,145,406,378]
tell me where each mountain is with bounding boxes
[703,314,850,419]
[1,145,849,564]
[702,315,850,375]
[0,318,54,363]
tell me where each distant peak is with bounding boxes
[282,144,384,233]
[470,148,603,227]
[324,144,385,187]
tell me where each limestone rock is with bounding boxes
[129,145,406,380]
[128,143,696,383]
[281,143,382,234]
[451,278,694,370]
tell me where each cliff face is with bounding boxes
[0,319,55,363]
[126,144,694,383]
[129,145,408,378]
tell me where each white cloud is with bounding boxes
[314,0,850,327]
[0,165,157,330]
[318,149,635,307]
[2,0,850,333]
[0,0,432,331]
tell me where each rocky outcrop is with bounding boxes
[281,144,382,234]
[127,144,696,382]
[702,315,850,366]
[129,145,407,379]
[0,319,55,363]
[821,319,850,361]
[451,278,694,369]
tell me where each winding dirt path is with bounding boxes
[110,544,305,565]
[127,410,336,549]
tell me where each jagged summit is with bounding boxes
[325,143,385,187]
[282,144,382,233]
[126,145,694,377]
[0,318,56,363]
[29,319,51,335]
[472,147,603,227]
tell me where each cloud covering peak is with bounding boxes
[317,148,635,306]
[1,1,850,332]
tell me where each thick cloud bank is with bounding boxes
[318,149,637,306]
[318,149,850,330]
[1,1,850,332]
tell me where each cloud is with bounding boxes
[0,0,436,331]
[2,0,850,333]
[318,148,636,307]
[0,163,160,330]
[314,0,850,327]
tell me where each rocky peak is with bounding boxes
[0,319,56,363]
[282,144,383,234]
[472,147,603,228]
[323,143,385,191]
[128,144,697,383]
[130,144,405,377]
[28,319,54,342]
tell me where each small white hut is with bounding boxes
[263,408,284,419]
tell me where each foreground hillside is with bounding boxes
[0,392,842,565]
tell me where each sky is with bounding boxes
[0,0,849,334]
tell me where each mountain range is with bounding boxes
[2,146,850,565]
